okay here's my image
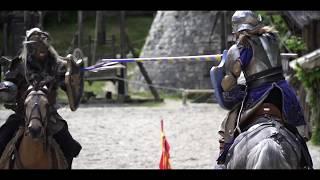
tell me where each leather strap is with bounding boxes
[240,103,283,129]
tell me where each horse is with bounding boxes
[0,85,68,169]
[221,109,313,169]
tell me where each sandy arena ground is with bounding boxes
[1,100,319,169]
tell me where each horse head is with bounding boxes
[24,85,49,140]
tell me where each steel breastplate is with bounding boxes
[244,34,283,85]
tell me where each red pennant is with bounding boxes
[160,119,171,169]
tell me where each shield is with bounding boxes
[210,50,244,110]
[65,48,84,111]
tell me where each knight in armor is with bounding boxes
[211,11,312,167]
[0,28,82,169]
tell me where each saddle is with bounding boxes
[240,103,283,130]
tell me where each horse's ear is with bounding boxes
[41,85,49,94]
[27,85,33,91]
[26,85,34,95]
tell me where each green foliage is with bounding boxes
[285,36,307,53]
[295,64,320,145]
[257,12,287,34]
[294,65,318,107]
[270,15,288,36]
[84,81,105,96]
[257,11,307,53]
[295,65,320,89]
[313,128,320,145]
[57,81,105,102]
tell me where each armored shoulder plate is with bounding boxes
[3,57,25,82]
[225,44,240,70]
[244,33,282,78]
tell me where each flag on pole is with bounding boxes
[160,119,171,169]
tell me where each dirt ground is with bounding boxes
[1,100,319,169]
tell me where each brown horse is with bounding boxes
[0,85,68,169]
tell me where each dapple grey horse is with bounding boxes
[219,117,313,169]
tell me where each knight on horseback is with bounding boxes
[0,27,82,169]
[211,11,313,169]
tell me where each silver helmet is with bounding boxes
[231,11,262,33]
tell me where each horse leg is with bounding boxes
[0,114,21,157]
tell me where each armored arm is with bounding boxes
[0,81,17,103]
[210,47,246,110]
[56,57,68,91]
[0,57,23,104]
[221,44,242,91]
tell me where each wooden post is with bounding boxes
[92,11,99,65]
[209,11,221,46]
[97,11,106,45]
[302,25,309,53]
[124,31,161,101]
[226,11,233,49]
[310,20,316,52]
[220,11,227,51]
[11,12,25,56]
[23,11,28,30]
[223,11,228,49]
[182,89,187,105]
[57,11,62,23]
[302,20,320,53]
[118,11,128,100]
[1,14,8,80]
[313,19,320,49]
[88,35,92,66]
[3,23,8,56]
[38,11,44,29]
[111,34,116,58]
[78,11,83,48]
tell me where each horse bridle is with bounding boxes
[24,85,49,137]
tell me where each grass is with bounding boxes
[312,127,320,146]
[131,90,182,100]
[84,81,105,96]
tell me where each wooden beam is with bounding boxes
[92,11,99,65]
[265,11,281,15]
[97,11,106,45]
[38,11,44,29]
[122,25,161,101]
[3,22,8,56]
[118,11,128,99]
[220,11,227,51]
[316,20,320,49]
[57,11,62,23]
